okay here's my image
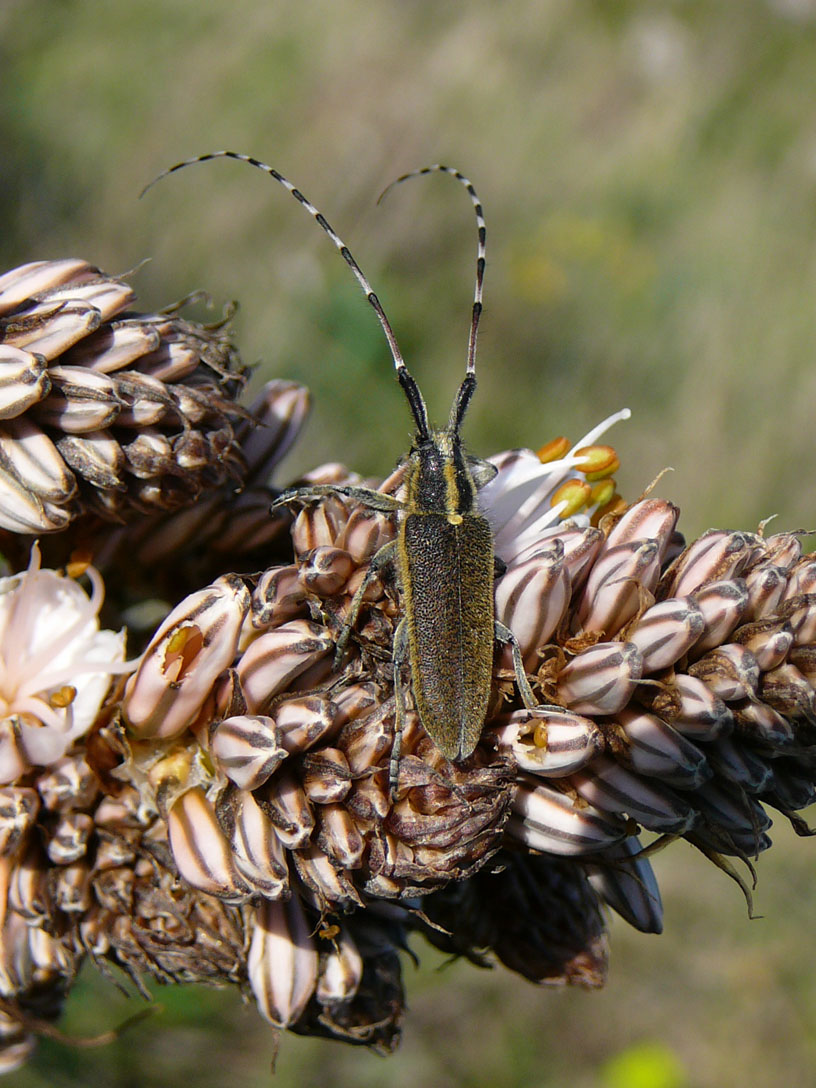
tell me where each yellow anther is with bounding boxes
[550,479,592,517]
[318,924,341,941]
[589,479,617,509]
[49,685,77,709]
[533,721,548,748]
[573,444,620,480]
[163,625,205,682]
[447,513,463,526]
[537,436,570,464]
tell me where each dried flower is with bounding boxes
[0,260,248,533]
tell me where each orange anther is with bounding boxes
[537,436,570,464]
[66,551,93,578]
[49,685,77,709]
[573,445,620,480]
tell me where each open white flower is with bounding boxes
[480,408,632,563]
[0,544,130,781]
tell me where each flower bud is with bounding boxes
[732,619,793,672]
[276,694,338,754]
[301,748,352,804]
[602,498,679,563]
[124,575,249,739]
[510,779,630,856]
[586,836,663,934]
[0,347,50,419]
[209,714,288,791]
[666,531,761,598]
[235,620,333,714]
[249,896,318,1027]
[556,641,643,715]
[743,564,787,621]
[316,926,364,1005]
[690,578,749,654]
[615,706,711,788]
[645,674,733,741]
[257,767,314,849]
[495,544,570,663]
[577,541,662,637]
[705,736,772,793]
[167,788,249,902]
[220,788,289,899]
[295,844,363,911]
[688,644,760,702]
[626,597,705,672]
[491,708,601,776]
[570,757,695,834]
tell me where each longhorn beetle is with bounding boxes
[142,151,542,791]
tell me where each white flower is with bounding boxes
[0,544,131,781]
[480,408,631,563]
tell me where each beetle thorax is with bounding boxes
[405,430,476,516]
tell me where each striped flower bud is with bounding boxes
[577,540,661,636]
[614,706,711,788]
[249,896,319,1028]
[585,837,663,934]
[644,674,733,741]
[494,543,571,664]
[556,641,643,715]
[235,621,334,713]
[219,787,289,898]
[166,788,250,901]
[691,578,749,653]
[123,575,249,739]
[602,498,679,563]
[208,714,288,791]
[688,643,761,702]
[569,757,696,834]
[626,596,705,672]
[511,777,631,856]
[663,530,762,597]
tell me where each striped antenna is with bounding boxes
[140,151,435,437]
[378,165,486,378]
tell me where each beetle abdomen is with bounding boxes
[400,511,495,760]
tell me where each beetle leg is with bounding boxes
[494,619,562,713]
[390,617,410,798]
[271,483,408,514]
[334,539,398,667]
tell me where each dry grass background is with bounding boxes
[3,1,816,1084]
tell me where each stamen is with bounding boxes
[573,445,620,480]
[550,479,592,518]
[14,695,66,731]
[537,436,570,464]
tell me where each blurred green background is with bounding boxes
[4,0,816,1084]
